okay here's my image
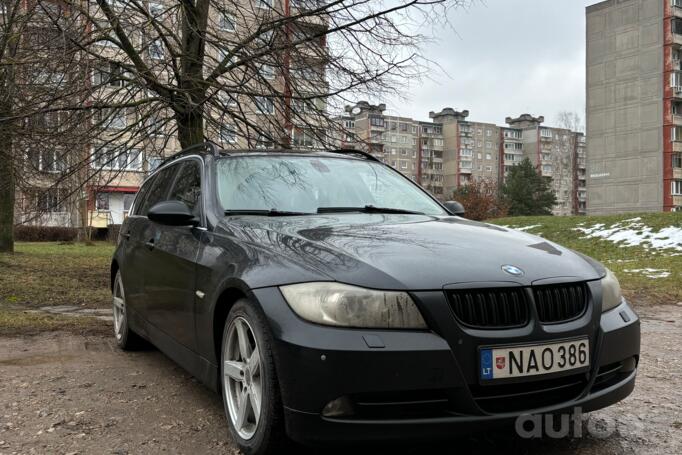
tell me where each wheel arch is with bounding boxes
[212,286,251,369]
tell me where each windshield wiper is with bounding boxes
[224,209,313,217]
[316,205,424,215]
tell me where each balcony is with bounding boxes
[458,167,472,174]
[674,195,682,206]
[674,167,682,179]
[674,2,682,18]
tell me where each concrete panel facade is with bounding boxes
[586,0,665,213]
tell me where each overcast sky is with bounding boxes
[380,0,595,127]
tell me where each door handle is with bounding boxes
[145,239,155,250]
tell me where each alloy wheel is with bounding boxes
[112,274,126,341]
[223,316,263,440]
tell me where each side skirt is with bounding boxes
[128,307,220,392]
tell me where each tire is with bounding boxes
[112,270,145,350]
[220,299,287,455]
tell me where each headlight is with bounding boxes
[279,282,427,329]
[601,268,623,312]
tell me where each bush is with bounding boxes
[451,179,508,221]
[14,225,79,242]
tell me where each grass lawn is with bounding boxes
[489,212,682,305]
[0,242,115,309]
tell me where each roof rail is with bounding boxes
[159,141,222,166]
[327,149,381,162]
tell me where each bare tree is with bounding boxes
[1,0,464,252]
[556,110,584,133]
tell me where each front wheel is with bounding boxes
[112,270,145,350]
[220,300,287,455]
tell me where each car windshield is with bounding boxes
[216,155,447,216]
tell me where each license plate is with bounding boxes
[480,338,589,381]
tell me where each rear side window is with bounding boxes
[137,165,179,216]
[168,160,202,216]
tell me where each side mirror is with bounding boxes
[148,200,199,226]
[443,200,466,217]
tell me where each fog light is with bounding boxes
[322,396,354,418]
[621,356,638,373]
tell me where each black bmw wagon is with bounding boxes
[111,143,640,454]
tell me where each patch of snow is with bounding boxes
[623,268,671,279]
[573,219,682,251]
[513,224,542,232]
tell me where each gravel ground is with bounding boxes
[0,305,680,455]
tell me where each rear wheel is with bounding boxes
[220,300,287,455]
[112,270,145,350]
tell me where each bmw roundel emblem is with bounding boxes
[501,264,524,277]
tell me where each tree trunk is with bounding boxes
[176,108,205,150]
[0,128,15,253]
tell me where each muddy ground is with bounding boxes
[1,305,680,455]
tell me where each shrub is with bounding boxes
[451,179,508,221]
[14,225,79,242]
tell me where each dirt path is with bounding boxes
[1,305,680,455]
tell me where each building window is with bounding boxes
[343,119,354,129]
[92,147,143,171]
[29,150,66,173]
[673,153,682,168]
[219,12,236,31]
[221,125,238,144]
[259,63,275,79]
[255,96,275,114]
[459,149,472,157]
[673,180,682,195]
[36,188,63,213]
[96,192,110,211]
[148,2,164,16]
[370,116,384,127]
[292,129,317,148]
[485,153,492,160]
[673,126,682,141]
[460,160,472,169]
[485,141,492,149]
[92,63,128,87]
[542,164,553,173]
[256,133,274,149]
[540,128,553,138]
[149,39,164,60]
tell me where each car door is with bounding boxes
[142,158,205,351]
[117,173,157,327]
[126,165,179,336]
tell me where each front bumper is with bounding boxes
[253,285,640,444]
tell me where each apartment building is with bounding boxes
[11,0,329,233]
[428,108,501,196]
[586,0,682,213]
[340,101,446,196]
[504,114,587,216]
[341,103,587,214]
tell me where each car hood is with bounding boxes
[217,214,602,290]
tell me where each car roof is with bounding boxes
[159,143,380,167]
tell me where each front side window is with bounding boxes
[216,156,446,215]
[137,164,178,215]
[168,160,202,215]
